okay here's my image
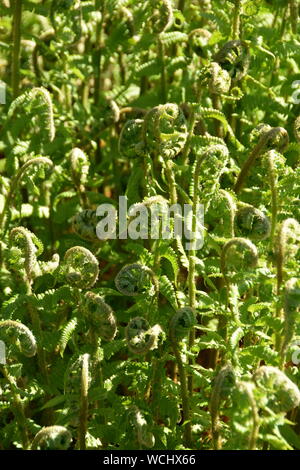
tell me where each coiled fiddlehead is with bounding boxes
[221,237,258,276]
[234,126,289,193]
[234,205,271,241]
[148,0,173,34]
[293,115,300,143]
[70,147,89,187]
[9,226,43,286]
[188,28,211,58]
[8,87,55,142]
[128,406,155,448]
[209,189,237,237]
[169,307,196,341]
[63,246,99,289]
[207,62,232,95]
[142,103,188,159]
[118,119,144,158]
[83,292,117,342]
[0,320,37,357]
[210,364,236,450]
[115,263,158,297]
[280,278,300,365]
[125,317,162,354]
[193,144,229,208]
[0,157,53,232]
[31,426,72,450]
[214,40,250,82]
[253,366,300,413]
[72,209,99,242]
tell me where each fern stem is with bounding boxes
[165,160,177,205]
[2,365,29,449]
[182,107,196,165]
[11,0,22,98]
[169,335,192,447]
[187,149,203,395]
[232,0,242,40]
[79,354,89,450]
[158,37,167,103]
[265,151,278,246]
[290,0,298,34]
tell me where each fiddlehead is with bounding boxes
[0,320,37,357]
[0,157,53,231]
[209,189,237,237]
[214,40,250,82]
[188,28,211,58]
[9,226,43,286]
[125,317,162,354]
[169,307,196,341]
[115,263,158,297]
[69,148,89,206]
[210,364,236,450]
[8,87,55,142]
[234,126,289,193]
[293,115,300,143]
[234,205,271,241]
[280,278,300,364]
[142,103,188,159]
[148,0,173,34]
[0,319,36,450]
[31,426,72,450]
[193,144,229,208]
[72,209,99,242]
[253,366,300,413]
[205,62,232,95]
[62,246,99,289]
[83,292,117,342]
[221,237,258,277]
[118,119,144,158]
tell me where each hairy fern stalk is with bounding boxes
[0,0,299,452]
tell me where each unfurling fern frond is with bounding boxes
[72,210,99,242]
[0,320,37,357]
[62,246,99,289]
[221,237,258,276]
[234,205,271,241]
[115,263,158,297]
[83,292,117,342]
[169,307,196,340]
[125,317,163,354]
[143,103,188,159]
[31,426,72,450]
[8,87,55,142]
[254,366,300,413]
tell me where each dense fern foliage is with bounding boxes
[0,0,300,450]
